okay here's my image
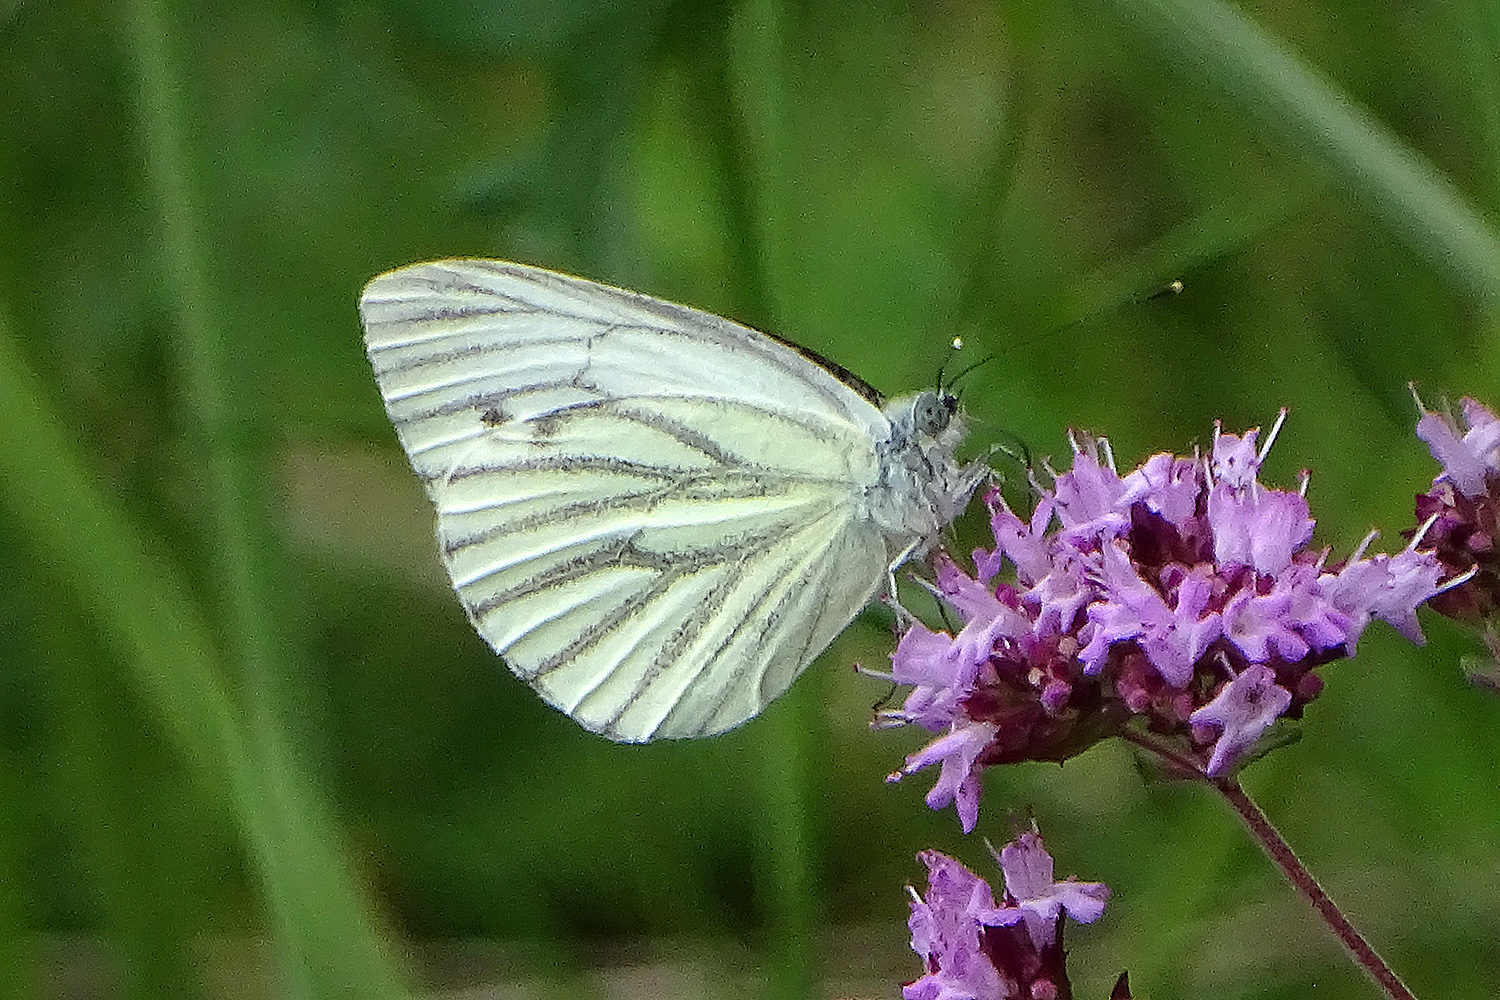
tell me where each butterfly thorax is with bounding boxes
[867,389,984,558]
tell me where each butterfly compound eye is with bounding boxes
[913,391,954,437]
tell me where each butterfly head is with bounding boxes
[911,389,960,440]
[870,388,980,552]
[891,389,965,458]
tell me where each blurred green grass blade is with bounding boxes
[54,653,207,1000]
[1102,0,1500,308]
[728,3,822,996]
[113,1,404,992]
[0,314,408,998]
[730,0,800,324]
[753,688,822,1000]
[679,14,774,326]
[949,13,1043,343]
[120,0,285,725]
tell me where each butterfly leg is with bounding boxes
[883,539,923,627]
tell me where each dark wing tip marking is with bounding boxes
[762,332,884,406]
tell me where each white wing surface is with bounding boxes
[361,259,893,741]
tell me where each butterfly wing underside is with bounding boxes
[361,260,892,740]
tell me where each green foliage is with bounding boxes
[0,0,1496,997]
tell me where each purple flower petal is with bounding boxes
[1121,452,1202,528]
[1277,562,1354,650]
[1417,398,1500,497]
[891,624,979,731]
[905,851,1019,1000]
[1188,665,1292,776]
[988,497,1054,585]
[997,830,1111,949]
[1208,483,1314,576]
[1319,544,1385,651]
[933,557,1034,664]
[935,554,1004,624]
[1221,587,1309,664]
[1027,549,1096,637]
[1461,397,1500,458]
[1080,544,1219,686]
[1053,446,1130,543]
[1368,547,1447,643]
[1211,427,1262,488]
[1321,538,1447,648]
[900,721,998,833]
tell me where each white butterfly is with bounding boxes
[360,259,984,741]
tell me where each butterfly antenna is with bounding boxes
[949,352,1000,401]
[935,336,963,391]
[1011,276,1188,352]
[1142,278,1185,302]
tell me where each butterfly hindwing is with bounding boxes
[434,403,886,739]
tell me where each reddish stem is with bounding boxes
[1121,729,1418,1000]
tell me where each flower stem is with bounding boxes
[1121,730,1417,1000]
[1211,778,1417,1000]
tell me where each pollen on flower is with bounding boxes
[876,412,1458,828]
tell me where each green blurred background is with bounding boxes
[2,0,1497,997]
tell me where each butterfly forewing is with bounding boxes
[363,261,880,484]
[361,259,896,740]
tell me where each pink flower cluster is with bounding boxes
[1413,396,1500,625]
[881,414,1455,831]
[905,828,1108,1000]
